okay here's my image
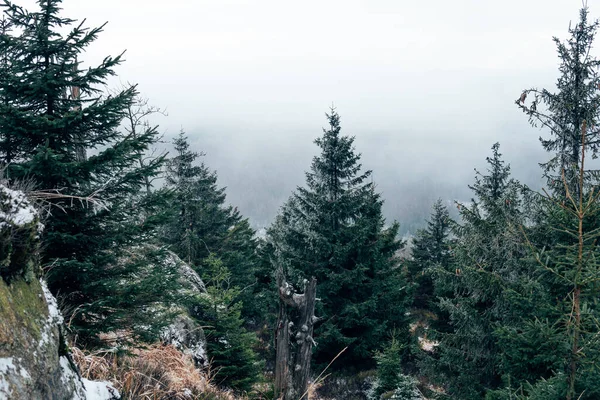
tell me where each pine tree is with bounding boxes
[163,131,260,318]
[0,15,18,164]
[0,0,177,343]
[407,199,452,310]
[162,134,262,391]
[268,108,406,368]
[373,332,405,398]
[427,144,533,399]
[192,255,260,393]
[517,6,600,195]
[497,7,600,398]
[491,126,600,400]
[405,199,453,379]
[164,131,206,265]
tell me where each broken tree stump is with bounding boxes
[274,271,318,400]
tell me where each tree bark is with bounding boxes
[274,271,317,400]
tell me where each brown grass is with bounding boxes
[305,379,323,400]
[72,344,238,400]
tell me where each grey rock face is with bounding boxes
[161,313,208,367]
[0,185,118,400]
[0,276,120,399]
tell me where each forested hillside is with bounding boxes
[1,1,600,400]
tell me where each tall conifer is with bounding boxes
[0,0,176,343]
[428,144,530,399]
[268,108,406,367]
[407,199,452,310]
[517,7,600,195]
[163,131,259,311]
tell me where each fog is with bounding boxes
[16,0,587,232]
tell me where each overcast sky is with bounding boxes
[15,0,593,231]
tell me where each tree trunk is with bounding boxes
[274,271,317,400]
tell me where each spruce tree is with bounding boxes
[163,131,206,265]
[268,108,405,368]
[0,0,177,343]
[405,199,454,380]
[163,131,260,318]
[492,128,600,400]
[0,15,18,164]
[192,255,259,393]
[517,6,600,194]
[373,332,405,398]
[427,144,533,399]
[407,199,452,311]
[498,7,600,398]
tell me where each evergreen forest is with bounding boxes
[2,1,600,399]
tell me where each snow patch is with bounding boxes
[58,339,119,399]
[59,356,78,387]
[39,279,63,349]
[41,280,62,321]
[0,374,10,397]
[82,378,120,400]
[0,357,31,379]
[0,186,39,230]
[1,357,32,397]
[0,358,16,375]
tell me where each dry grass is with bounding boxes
[305,380,323,400]
[72,344,238,400]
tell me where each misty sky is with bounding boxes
[15,0,592,232]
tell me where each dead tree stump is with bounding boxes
[274,271,318,400]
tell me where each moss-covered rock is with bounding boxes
[0,184,118,399]
[0,277,87,398]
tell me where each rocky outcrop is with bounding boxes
[161,313,208,367]
[0,184,118,399]
[160,251,208,367]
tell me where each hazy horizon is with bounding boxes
[14,0,587,232]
